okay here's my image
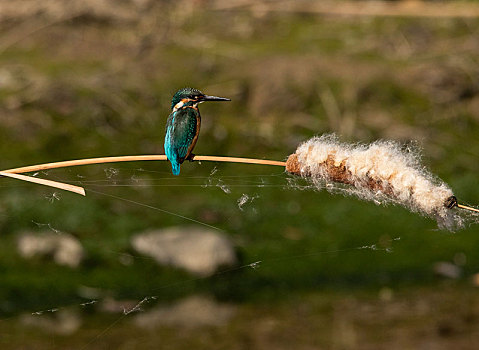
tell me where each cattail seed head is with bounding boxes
[286,135,462,230]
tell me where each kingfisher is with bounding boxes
[164,87,230,175]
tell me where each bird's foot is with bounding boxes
[187,153,196,162]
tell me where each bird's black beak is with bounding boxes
[202,95,231,102]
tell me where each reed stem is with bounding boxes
[1,155,286,175]
[0,171,85,196]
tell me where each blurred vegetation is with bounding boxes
[0,0,479,346]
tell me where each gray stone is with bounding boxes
[20,310,81,335]
[17,231,84,268]
[134,295,236,329]
[131,226,237,276]
[433,261,461,279]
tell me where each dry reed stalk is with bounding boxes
[0,171,85,196]
[0,155,284,197]
[457,204,479,214]
[1,155,285,174]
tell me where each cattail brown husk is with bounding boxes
[286,135,462,230]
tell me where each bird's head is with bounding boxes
[171,87,230,111]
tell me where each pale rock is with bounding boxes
[433,261,461,279]
[20,310,81,335]
[17,231,84,268]
[131,226,237,276]
[134,295,235,329]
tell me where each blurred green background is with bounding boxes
[1,0,479,349]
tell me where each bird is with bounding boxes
[164,87,230,175]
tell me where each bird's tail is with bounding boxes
[171,160,181,176]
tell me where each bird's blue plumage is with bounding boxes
[165,115,181,175]
[165,107,199,175]
[164,88,230,175]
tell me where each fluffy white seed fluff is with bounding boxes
[292,135,461,230]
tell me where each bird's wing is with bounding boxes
[167,109,198,161]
